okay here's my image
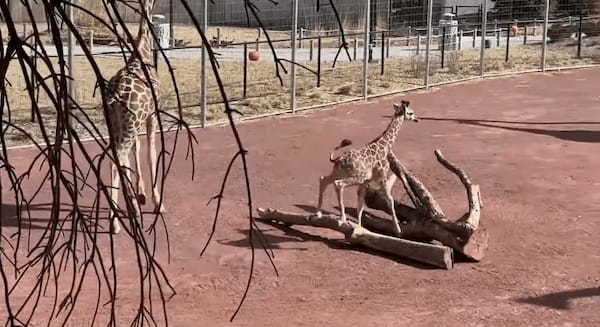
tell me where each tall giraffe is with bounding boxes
[106,0,164,234]
[317,101,418,235]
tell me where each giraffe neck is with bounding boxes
[131,0,157,66]
[376,115,405,150]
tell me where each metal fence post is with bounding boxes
[200,0,207,127]
[441,27,446,69]
[577,11,583,58]
[424,0,433,88]
[479,0,487,77]
[381,31,385,75]
[505,23,511,62]
[290,0,298,113]
[541,0,550,72]
[243,43,248,98]
[317,36,322,87]
[67,0,75,128]
[363,0,371,100]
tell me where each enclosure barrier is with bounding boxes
[5,0,600,137]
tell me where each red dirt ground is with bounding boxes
[2,68,600,326]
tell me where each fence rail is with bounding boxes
[4,0,600,134]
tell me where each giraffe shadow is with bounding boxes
[0,202,150,234]
[514,287,600,310]
[421,117,600,143]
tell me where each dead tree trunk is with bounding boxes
[257,149,488,269]
[257,208,454,269]
[362,151,488,261]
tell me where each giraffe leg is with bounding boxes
[356,184,367,228]
[110,157,122,235]
[333,177,363,223]
[317,174,336,212]
[110,151,139,234]
[384,179,402,236]
[133,136,147,205]
[146,115,165,213]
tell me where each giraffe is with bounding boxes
[317,101,418,235]
[106,0,164,234]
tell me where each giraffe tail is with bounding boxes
[329,139,352,162]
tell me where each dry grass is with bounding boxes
[3,43,598,147]
[173,26,291,46]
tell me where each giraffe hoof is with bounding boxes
[137,194,147,205]
[155,204,166,214]
[110,221,122,235]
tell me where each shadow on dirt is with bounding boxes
[1,202,112,232]
[421,117,600,143]
[220,204,438,270]
[515,287,600,310]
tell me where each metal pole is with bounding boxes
[67,0,74,127]
[243,43,248,98]
[363,0,371,100]
[424,0,433,88]
[497,27,501,47]
[577,11,583,58]
[524,25,528,45]
[169,0,174,47]
[416,34,421,55]
[441,27,446,69]
[541,0,550,72]
[200,0,207,127]
[317,36,322,87]
[30,41,37,122]
[309,39,314,61]
[472,27,477,48]
[480,0,487,77]
[388,0,392,31]
[505,23,511,62]
[386,37,390,59]
[89,30,94,53]
[353,38,358,61]
[381,31,385,75]
[291,0,298,113]
[459,29,463,50]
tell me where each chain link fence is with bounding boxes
[4,0,600,144]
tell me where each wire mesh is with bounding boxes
[546,0,600,68]
[483,0,545,74]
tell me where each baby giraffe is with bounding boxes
[317,101,418,235]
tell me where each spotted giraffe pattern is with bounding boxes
[317,101,418,235]
[107,0,164,234]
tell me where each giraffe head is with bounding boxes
[393,101,418,122]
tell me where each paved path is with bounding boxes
[47,34,543,63]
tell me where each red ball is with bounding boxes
[248,50,260,61]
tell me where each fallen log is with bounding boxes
[362,150,488,261]
[256,208,453,269]
[257,149,487,268]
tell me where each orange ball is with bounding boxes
[248,50,260,61]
